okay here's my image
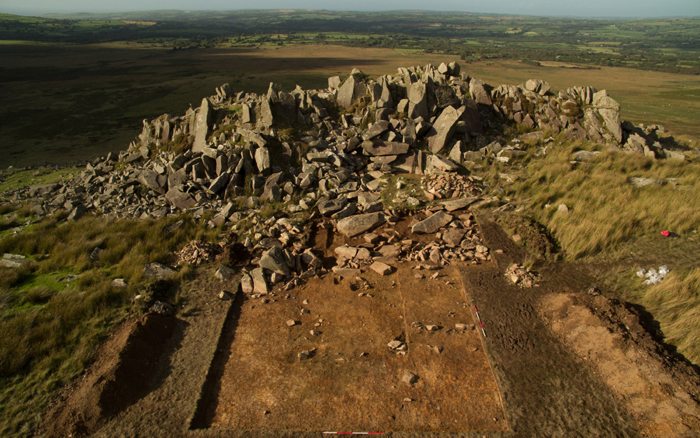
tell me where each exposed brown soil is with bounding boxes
[199,263,507,433]
[40,211,700,437]
[42,314,186,438]
[542,293,700,437]
[460,214,700,437]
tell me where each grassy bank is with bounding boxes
[504,139,700,259]
[0,211,219,437]
[487,136,700,366]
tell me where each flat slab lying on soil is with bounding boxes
[203,264,508,433]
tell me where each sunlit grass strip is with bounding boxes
[508,139,700,259]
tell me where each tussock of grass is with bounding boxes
[509,140,700,259]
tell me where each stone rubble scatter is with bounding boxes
[505,264,540,288]
[2,61,678,292]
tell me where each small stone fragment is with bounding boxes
[370,261,393,275]
[387,340,403,349]
[298,350,311,361]
[218,290,233,301]
[402,371,418,385]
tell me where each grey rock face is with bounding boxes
[192,98,212,153]
[166,188,196,210]
[208,172,230,194]
[362,141,410,156]
[425,155,460,174]
[441,197,479,212]
[469,79,492,105]
[138,170,167,195]
[411,211,453,234]
[317,198,348,216]
[144,262,176,278]
[259,98,274,128]
[365,120,390,139]
[407,81,429,120]
[255,146,271,173]
[427,106,464,153]
[259,246,291,277]
[337,212,386,237]
[250,267,269,294]
[337,75,368,109]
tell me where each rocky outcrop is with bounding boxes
[6,61,681,242]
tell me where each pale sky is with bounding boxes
[1,0,699,18]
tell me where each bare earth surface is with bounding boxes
[40,211,700,437]
[203,264,507,433]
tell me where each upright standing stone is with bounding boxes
[192,98,212,153]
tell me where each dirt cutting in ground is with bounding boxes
[39,210,700,438]
[461,215,700,438]
[197,263,507,434]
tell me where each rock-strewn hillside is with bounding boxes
[14,62,680,222]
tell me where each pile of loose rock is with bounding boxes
[505,264,540,288]
[423,173,483,200]
[8,61,681,232]
[3,61,687,286]
[174,240,222,266]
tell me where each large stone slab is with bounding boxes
[365,120,390,139]
[469,79,492,105]
[255,146,271,173]
[441,197,479,212]
[166,188,196,210]
[427,106,464,154]
[259,246,290,276]
[362,140,410,156]
[250,267,269,294]
[192,98,212,153]
[138,170,167,195]
[337,212,386,237]
[318,198,348,216]
[425,155,460,174]
[412,211,453,234]
[337,75,368,109]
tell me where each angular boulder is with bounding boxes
[259,246,290,277]
[192,98,212,153]
[362,141,410,156]
[411,211,453,234]
[337,74,368,109]
[337,212,386,237]
[166,188,196,210]
[427,106,464,153]
[441,197,479,212]
[138,170,167,195]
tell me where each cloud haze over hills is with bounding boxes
[2,0,699,18]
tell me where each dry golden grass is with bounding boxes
[492,136,700,367]
[508,140,700,259]
[604,266,700,365]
